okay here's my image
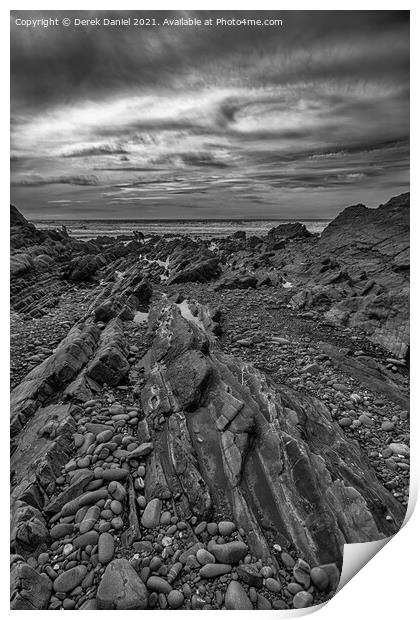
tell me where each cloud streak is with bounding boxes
[10,10,409,218]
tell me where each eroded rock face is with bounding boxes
[86,318,129,386]
[293,193,410,358]
[140,299,405,565]
[10,403,77,555]
[10,322,100,436]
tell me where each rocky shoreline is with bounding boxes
[10,194,409,610]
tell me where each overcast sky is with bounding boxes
[10,10,409,220]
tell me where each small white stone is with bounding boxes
[162,536,173,547]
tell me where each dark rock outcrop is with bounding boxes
[140,299,405,565]
[168,257,221,284]
[86,318,129,386]
[10,322,100,436]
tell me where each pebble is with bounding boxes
[110,500,123,515]
[265,577,282,593]
[218,521,236,536]
[167,590,185,609]
[225,580,253,610]
[208,540,248,564]
[237,564,263,587]
[50,523,73,540]
[98,532,115,564]
[141,498,162,529]
[389,442,410,457]
[108,481,126,502]
[73,531,99,549]
[293,558,311,589]
[381,421,395,431]
[293,591,314,608]
[359,414,374,427]
[100,469,128,482]
[160,511,172,526]
[310,566,330,591]
[257,594,272,610]
[79,505,100,534]
[196,548,215,566]
[146,576,172,594]
[37,552,49,565]
[53,565,87,593]
[200,563,232,579]
[287,582,303,595]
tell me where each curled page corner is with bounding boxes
[337,536,392,593]
[337,475,418,595]
[336,480,418,594]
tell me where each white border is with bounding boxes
[2,2,417,619]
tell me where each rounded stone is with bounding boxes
[218,521,236,537]
[310,567,329,591]
[225,581,253,610]
[260,566,274,578]
[287,582,303,595]
[141,498,162,529]
[53,565,87,593]
[196,548,215,566]
[200,563,232,579]
[97,430,114,444]
[146,576,172,594]
[108,481,126,502]
[293,591,314,609]
[381,421,395,431]
[208,540,248,564]
[111,517,124,531]
[100,469,128,482]
[37,552,49,566]
[160,511,172,526]
[167,590,185,609]
[50,523,74,540]
[110,500,123,515]
[207,522,218,535]
[98,532,115,565]
[293,558,311,589]
[73,530,99,549]
[79,505,100,534]
[265,577,281,593]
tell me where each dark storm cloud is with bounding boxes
[10,10,409,218]
[12,174,99,187]
[62,145,129,158]
[10,11,408,109]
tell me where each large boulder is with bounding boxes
[96,559,148,609]
[267,222,312,240]
[168,257,221,284]
[10,560,52,609]
[64,254,103,282]
[215,274,258,290]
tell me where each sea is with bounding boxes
[32,219,330,241]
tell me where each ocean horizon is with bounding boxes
[31,218,330,240]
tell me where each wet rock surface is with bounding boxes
[10,195,409,609]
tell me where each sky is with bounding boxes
[10,10,409,220]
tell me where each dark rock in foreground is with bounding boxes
[141,299,405,565]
